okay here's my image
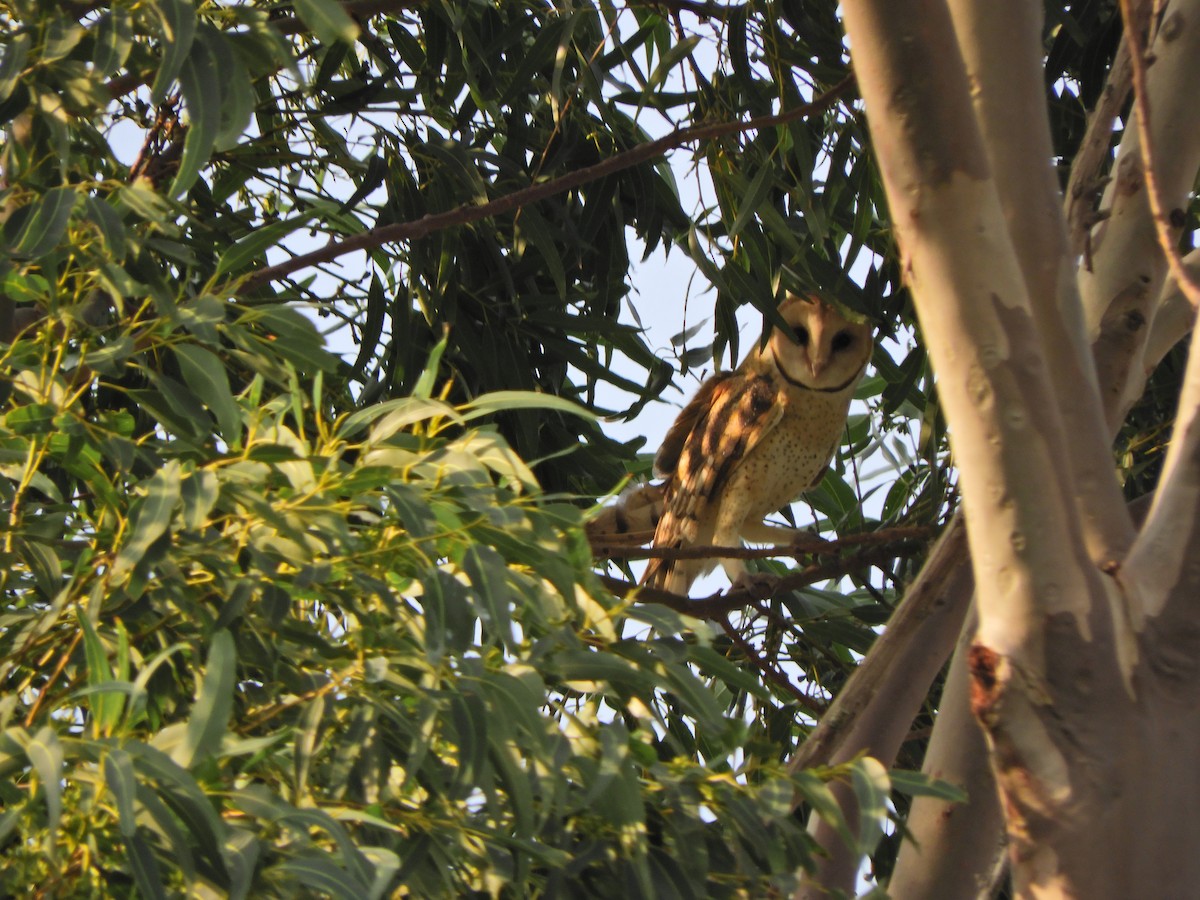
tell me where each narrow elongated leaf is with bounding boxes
[177,629,236,769]
[278,856,367,900]
[43,11,86,62]
[293,696,325,800]
[26,727,63,855]
[0,32,29,101]
[125,830,168,900]
[214,212,317,278]
[169,32,221,198]
[92,8,134,76]
[459,390,593,422]
[104,750,139,837]
[172,344,242,445]
[851,757,891,854]
[83,195,127,259]
[111,460,182,581]
[77,610,124,735]
[150,0,197,104]
[292,0,361,45]
[7,186,75,258]
[461,545,513,649]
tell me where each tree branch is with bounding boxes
[239,79,855,290]
[591,523,936,561]
[1081,0,1200,428]
[1065,30,1133,259]
[946,0,1133,564]
[1119,0,1200,311]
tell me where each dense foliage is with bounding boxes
[0,0,1159,896]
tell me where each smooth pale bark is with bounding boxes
[1128,248,1200,407]
[1080,0,1200,431]
[886,617,1005,899]
[794,520,973,897]
[944,0,1132,564]
[837,0,1200,896]
[795,2,1200,895]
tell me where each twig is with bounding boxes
[240,77,856,290]
[1119,0,1200,309]
[718,615,828,716]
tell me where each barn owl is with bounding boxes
[640,295,873,595]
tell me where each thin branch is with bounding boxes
[1119,0,1200,309]
[240,78,856,290]
[1065,32,1132,258]
[591,523,935,561]
[599,540,924,619]
[719,616,828,716]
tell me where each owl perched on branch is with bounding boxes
[638,294,873,596]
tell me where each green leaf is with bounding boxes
[83,195,128,259]
[26,727,64,856]
[850,756,891,854]
[179,467,219,530]
[292,0,361,46]
[150,0,198,104]
[104,749,139,837]
[729,164,775,239]
[92,8,135,77]
[0,32,29,101]
[171,344,243,446]
[460,545,513,649]
[412,331,449,399]
[214,212,317,278]
[889,768,968,803]
[111,460,182,582]
[459,390,594,422]
[77,610,125,735]
[125,830,168,900]
[6,186,75,258]
[293,696,325,800]
[43,11,86,63]
[277,856,367,900]
[170,30,221,198]
[177,629,236,769]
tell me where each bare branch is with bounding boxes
[887,621,1007,897]
[1124,318,1200,618]
[1081,0,1200,425]
[1142,248,1200,371]
[598,538,918,619]
[1119,0,1200,311]
[789,516,970,774]
[590,523,937,561]
[1065,33,1132,257]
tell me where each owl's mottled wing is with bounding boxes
[643,371,784,590]
[654,371,737,478]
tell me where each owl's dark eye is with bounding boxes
[831,330,853,352]
[793,326,810,346]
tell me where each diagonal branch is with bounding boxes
[239,79,855,290]
[1119,0,1200,311]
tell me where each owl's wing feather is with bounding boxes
[654,371,737,478]
[643,371,784,591]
